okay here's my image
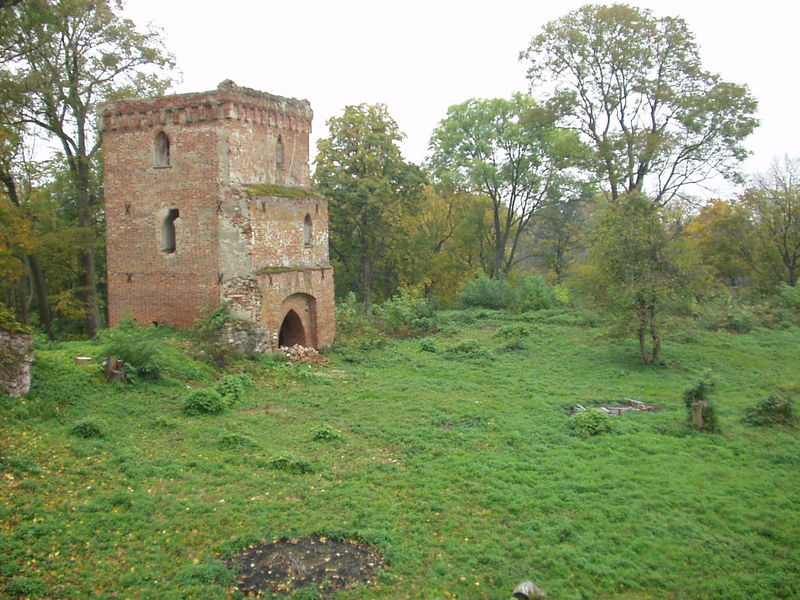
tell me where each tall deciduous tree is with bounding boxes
[16,0,174,337]
[521,4,758,205]
[742,156,800,288]
[315,104,425,311]
[582,193,706,365]
[428,93,587,279]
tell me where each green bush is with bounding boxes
[778,282,800,312]
[182,389,226,416]
[569,408,613,437]
[177,559,234,586]
[510,276,557,312]
[214,373,253,407]
[97,319,169,381]
[69,417,107,439]
[335,292,375,339]
[419,338,438,353]
[375,287,436,336]
[443,339,492,362]
[6,575,45,598]
[743,391,795,426]
[458,276,513,310]
[698,298,758,333]
[495,324,530,339]
[217,431,258,449]
[313,424,345,442]
[683,371,719,432]
[268,452,314,474]
[458,275,556,312]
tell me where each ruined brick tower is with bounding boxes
[101,80,335,350]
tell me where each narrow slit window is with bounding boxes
[304,213,313,246]
[155,131,170,167]
[275,135,284,171]
[161,208,179,253]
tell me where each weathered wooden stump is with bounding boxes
[691,400,707,428]
[105,356,126,383]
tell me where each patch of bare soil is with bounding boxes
[227,536,383,597]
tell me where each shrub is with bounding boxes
[214,373,253,407]
[6,575,45,598]
[97,319,168,381]
[683,371,719,432]
[510,276,557,312]
[495,324,530,339]
[458,275,557,313]
[743,391,796,426]
[458,276,513,310]
[268,452,314,474]
[569,408,613,437]
[375,287,436,336]
[182,389,226,416]
[778,282,800,312]
[698,298,758,333]
[69,417,107,439]
[496,340,527,353]
[313,424,345,442]
[419,338,438,353]
[217,431,258,449]
[335,292,375,339]
[177,559,234,586]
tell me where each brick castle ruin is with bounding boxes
[100,80,335,351]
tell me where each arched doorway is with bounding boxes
[279,309,306,347]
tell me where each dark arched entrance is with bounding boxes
[279,309,306,347]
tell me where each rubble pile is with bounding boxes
[569,398,658,415]
[281,344,330,366]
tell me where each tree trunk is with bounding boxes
[27,255,54,339]
[638,318,650,365]
[75,158,101,338]
[361,255,373,315]
[649,304,660,364]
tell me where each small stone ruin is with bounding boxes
[0,323,34,397]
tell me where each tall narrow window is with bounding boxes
[303,213,313,246]
[161,208,179,253]
[275,135,284,171]
[155,131,170,167]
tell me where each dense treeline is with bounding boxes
[1,2,798,362]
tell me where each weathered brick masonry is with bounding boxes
[101,80,335,350]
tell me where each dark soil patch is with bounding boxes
[228,536,383,597]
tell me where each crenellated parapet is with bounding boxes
[98,80,313,133]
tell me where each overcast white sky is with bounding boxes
[124,0,799,195]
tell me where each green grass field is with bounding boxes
[1,310,799,599]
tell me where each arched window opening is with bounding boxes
[279,309,306,347]
[155,131,170,167]
[161,208,179,253]
[303,213,313,246]
[275,135,284,171]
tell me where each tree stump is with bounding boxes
[105,356,126,383]
[691,400,707,428]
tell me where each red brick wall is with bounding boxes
[102,82,335,347]
[104,122,222,328]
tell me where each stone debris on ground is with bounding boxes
[569,398,658,415]
[281,344,329,366]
